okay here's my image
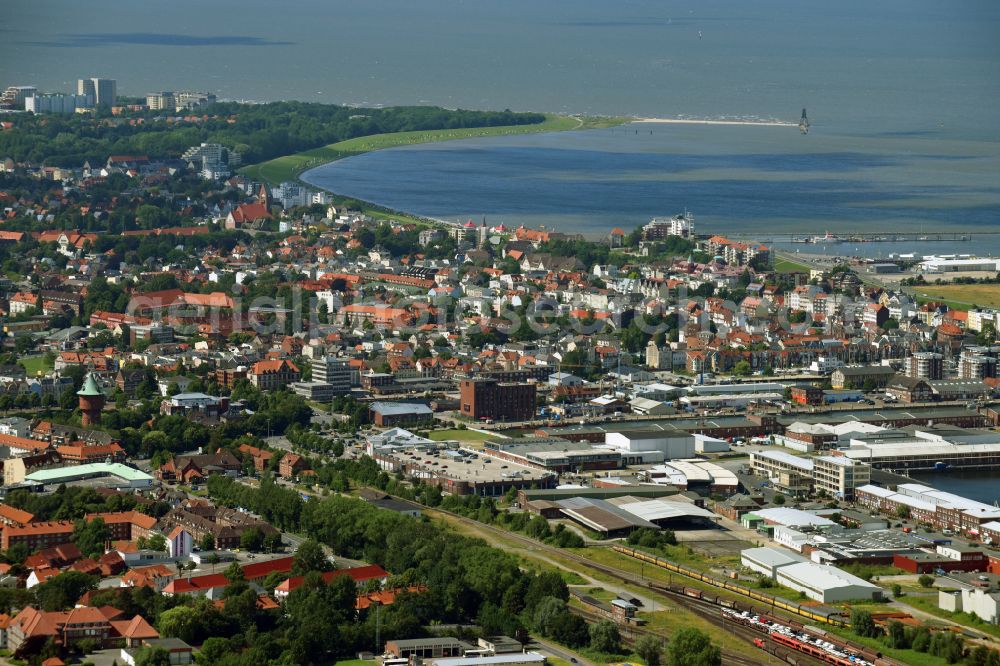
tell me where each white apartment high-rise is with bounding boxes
[26,93,94,114]
[78,78,116,107]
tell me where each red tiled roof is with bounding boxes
[86,510,157,531]
[57,443,125,460]
[274,564,389,594]
[4,520,74,538]
[164,556,296,594]
[251,359,300,375]
[162,573,228,595]
[0,503,34,525]
[230,202,272,223]
[0,433,49,452]
[355,585,427,609]
[118,614,159,640]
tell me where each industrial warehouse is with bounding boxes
[555,495,718,537]
[741,547,884,603]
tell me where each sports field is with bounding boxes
[913,283,1000,310]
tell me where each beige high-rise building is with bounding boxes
[77,78,116,107]
[146,91,176,110]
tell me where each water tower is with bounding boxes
[78,373,104,426]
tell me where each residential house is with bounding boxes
[278,453,308,479]
[115,369,147,397]
[248,359,301,390]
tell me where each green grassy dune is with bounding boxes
[239,114,624,185]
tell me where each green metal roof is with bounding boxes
[77,374,103,397]
[25,462,153,483]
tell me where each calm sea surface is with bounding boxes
[6,0,1000,235]
[909,472,1000,506]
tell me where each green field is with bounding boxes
[240,114,624,185]
[427,429,497,442]
[913,283,1000,311]
[773,255,813,273]
[19,355,53,376]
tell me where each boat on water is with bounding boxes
[812,231,841,244]
[934,461,950,471]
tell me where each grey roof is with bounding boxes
[557,496,658,532]
[371,401,433,416]
[172,392,216,400]
[835,366,896,376]
[742,546,808,568]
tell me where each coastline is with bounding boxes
[633,117,797,127]
[240,113,626,228]
[240,113,626,185]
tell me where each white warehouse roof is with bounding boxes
[741,546,807,570]
[754,450,815,471]
[751,508,836,528]
[612,498,718,523]
[777,561,882,593]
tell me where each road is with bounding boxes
[526,635,593,666]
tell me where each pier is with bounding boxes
[768,231,993,244]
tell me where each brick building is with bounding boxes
[278,453,308,479]
[214,367,248,388]
[2,521,75,551]
[790,386,824,406]
[85,511,157,542]
[158,505,278,550]
[55,443,126,465]
[249,359,300,390]
[459,378,536,422]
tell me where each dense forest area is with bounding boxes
[0,102,546,166]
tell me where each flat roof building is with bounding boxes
[741,546,808,579]
[385,637,475,659]
[813,455,870,500]
[747,507,837,530]
[775,561,884,603]
[25,463,153,488]
[429,655,546,666]
[604,430,695,465]
[370,446,555,497]
[484,438,621,472]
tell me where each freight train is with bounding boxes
[723,608,892,666]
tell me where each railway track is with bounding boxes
[568,598,783,666]
[427,507,829,666]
